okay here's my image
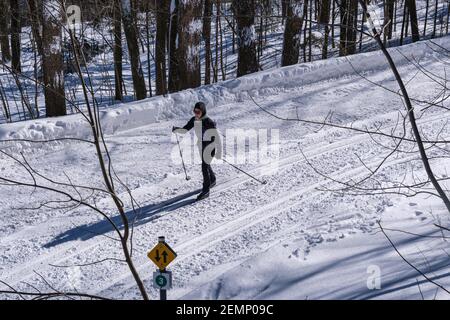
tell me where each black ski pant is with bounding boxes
[200,142,216,192]
[202,160,216,192]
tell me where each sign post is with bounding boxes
[148,236,177,300]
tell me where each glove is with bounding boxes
[172,126,181,133]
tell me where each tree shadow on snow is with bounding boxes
[44,189,201,248]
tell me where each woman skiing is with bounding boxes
[172,102,221,201]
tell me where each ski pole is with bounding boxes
[174,132,191,181]
[222,158,268,185]
[218,132,268,185]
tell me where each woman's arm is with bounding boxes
[173,117,195,133]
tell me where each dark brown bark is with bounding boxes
[308,0,312,61]
[233,0,258,77]
[281,0,305,67]
[400,1,408,45]
[155,0,169,95]
[176,0,203,90]
[339,0,358,56]
[10,0,21,72]
[42,0,66,117]
[121,0,147,100]
[318,0,330,24]
[145,9,152,97]
[0,0,11,62]
[168,0,179,92]
[432,0,438,38]
[169,0,203,92]
[281,0,289,19]
[384,0,394,41]
[27,0,44,56]
[203,0,213,85]
[114,0,123,101]
[424,0,430,36]
[406,0,420,42]
[331,0,336,48]
[319,0,330,59]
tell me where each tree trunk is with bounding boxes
[0,0,11,62]
[121,0,147,100]
[27,0,44,56]
[400,0,407,45]
[214,0,220,82]
[331,0,335,48]
[42,0,66,117]
[384,0,394,41]
[233,0,259,77]
[308,0,312,61]
[319,0,330,23]
[432,0,438,38]
[339,0,358,56]
[319,0,330,59]
[218,1,225,81]
[281,0,305,67]
[114,0,124,101]
[176,0,203,90]
[168,0,179,92]
[424,0,429,36]
[10,0,21,73]
[445,2,450,35]
[168,0,202,92]
[359,1,365,51]
[145,10,153,98]
[281,0,289,19]
[203,0,213,85]
[155,0,169,95]
[406,0,420,42]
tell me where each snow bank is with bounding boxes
[1,36,449,148]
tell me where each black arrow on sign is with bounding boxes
[155,250,161,262]
[162,251,168,263]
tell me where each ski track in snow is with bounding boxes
[2,106,446,295]
[1,37,450,299]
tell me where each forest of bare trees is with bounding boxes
[0,0,450,123]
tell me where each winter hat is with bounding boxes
[194,102,207,117]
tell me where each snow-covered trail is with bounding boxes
[1,38,450,300]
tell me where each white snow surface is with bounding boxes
[2,37,450,300]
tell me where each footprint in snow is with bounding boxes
[415,211,427,221]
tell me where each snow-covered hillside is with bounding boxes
[1,36,450,300]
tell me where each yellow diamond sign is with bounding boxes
[148,241,177,270]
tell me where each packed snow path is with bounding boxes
[1,38,450,299]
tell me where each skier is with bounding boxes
[172,102,221,201]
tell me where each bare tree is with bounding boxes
[384,0,395,43]
[10,0,21,72]
[406,0,420,42]
[358,0,450,212]
[168,0,179,92]
[203,0,213,85]
[42,0,66,117]
[282,0,305,66]
[175,0,203,90]
[121,0,147,100]
[233,0,259,77]
[0,0,12,62]
[339,0,358,56]
[155,0,169,95]
[319,0,331,59]
[27,0,44,56]
[113,0,124,101]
